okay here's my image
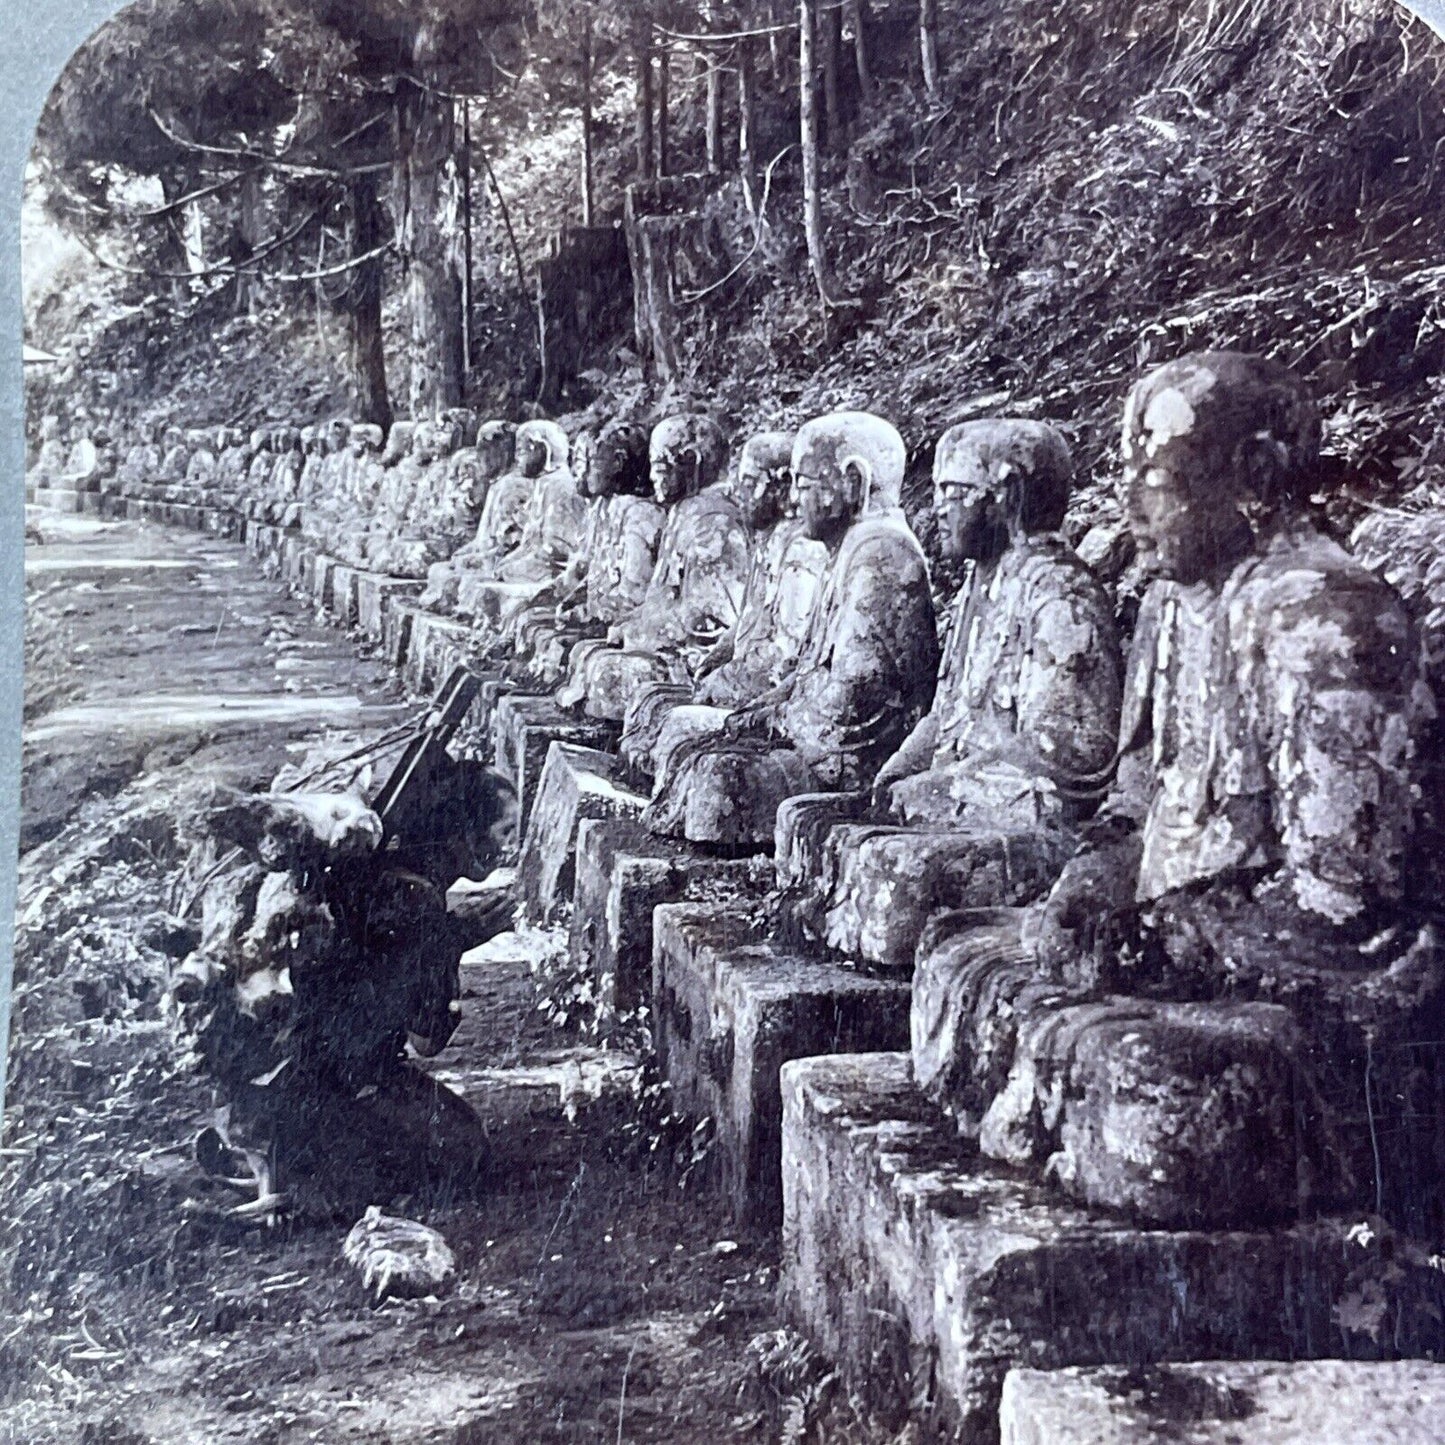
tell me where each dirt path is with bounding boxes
[4,517,879,1445]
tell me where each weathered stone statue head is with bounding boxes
[324,418,351,455]
[791,411,905,545]
[1122,351,1319,586]
[443,407,479,449]
[380,421,414,466]
[300,425,319,455]
[587,419,651,499]
[648,414,726,505]
[476,420,516,479]
[411,420,441,464]
[350,423,384,459]
[277,426,302,455]
[249,428,269,453]
[185,427,208,450]
[39,415,60,442]
[734,431,794,531]
[933,419,1072,564]
[516,419,568,478]
[163,425,185,451]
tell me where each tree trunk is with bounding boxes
[920,0,941,99]
[738,36,757,212]
[232,168,266,316]
[634,15,654,180]
[391,40,464,415]
[347,174,393,431]
[656,42,670,177]
[799,0,832,308]
[847,0,873,104]
[580,10,595,224]
[822,1,842,150]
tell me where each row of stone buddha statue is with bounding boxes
[46,348,1444,1233]
[399,351,1437,1236]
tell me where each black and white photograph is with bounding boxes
[7,0,1445,1438]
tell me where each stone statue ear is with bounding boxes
[1238,431,1293,510]
[841,453,873,510]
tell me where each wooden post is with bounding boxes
[799,0,832,308]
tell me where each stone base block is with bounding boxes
[493,694,615,828]
[311,553,339,614]
[280,535,315,590]
[328,562,360,629]
[355,572,424,644]
[1000,1360,1445,1445]
[571,818,772,1014]
[781,1052,1445,1442]
[516,744,646,926]
[404,611,473,696]
[384,599,423,671]
[32,487,82,514]
[655,906,909,1228]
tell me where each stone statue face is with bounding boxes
[589,422,649,500]
[1121,353,1315,586]
[477,422,515,479]
[791,430,868,543]
[453,451,486,507]
[412,424,439,464]
[649,415,725,505]
[735,451,790,531]
[518,433,549,478]
[933,447,1003,563]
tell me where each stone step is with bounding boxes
[493,693,616,828]
[572,817,772,1014]
[419,935,643,1179]
[516,743,646,926]
[999,1360,1445,1445]
[654,906,910,1228]
[780,1051,1445,1442]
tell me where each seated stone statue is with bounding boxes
[210,428,247,506]
[327,423,398,565]
[29,415,67,492]
[361,420,443,572]
[265,427,305,524]
[179,427,218,503]
[61,420,100,494]
[116,419,164,500]
[300,420,356,547]
[243,430,275,518]
[912,351,1443,1232]
[454,419,588,639]
[556,414,750,722]
[509,418,661,685]
[416,422,537,616]
[620,430,825,777]
[778,419,1122,970]
[158,427,192,502]
[376,421,505,581]
[644,411,939,847]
